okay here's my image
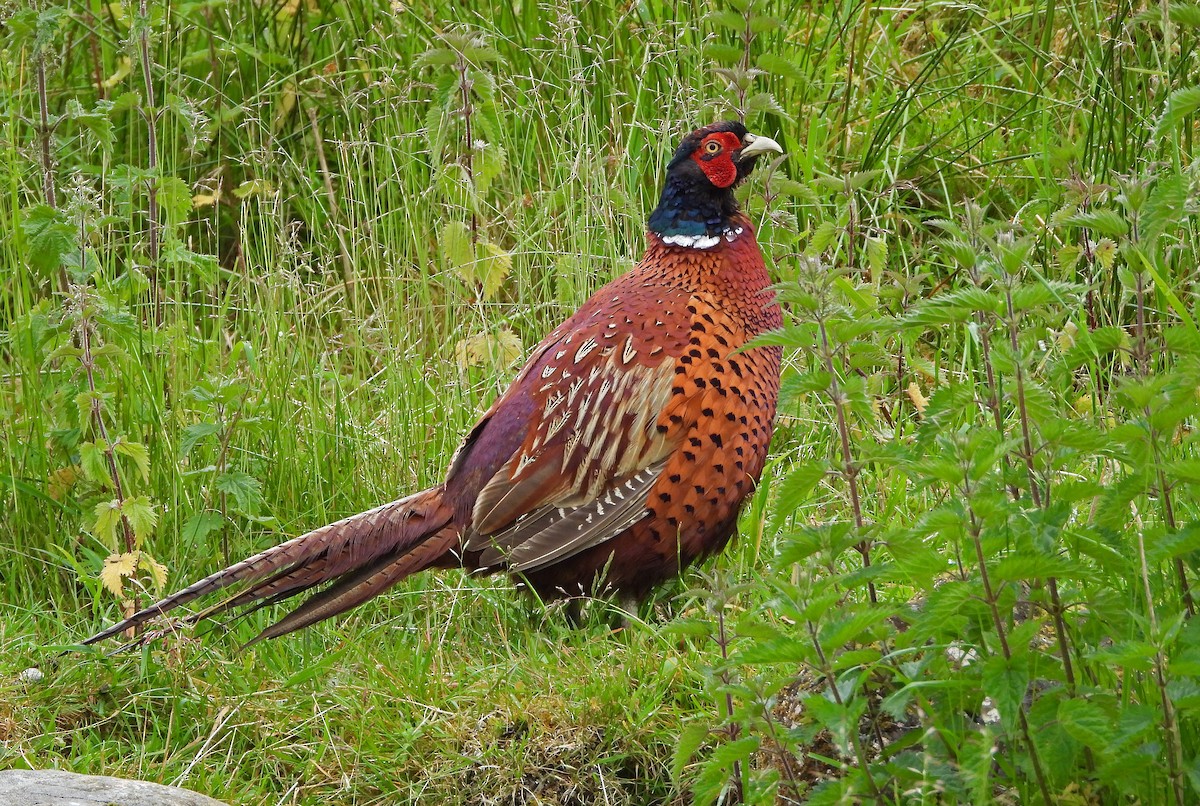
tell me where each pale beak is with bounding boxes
[739,133,784,159]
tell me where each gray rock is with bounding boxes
[0,770,228,806]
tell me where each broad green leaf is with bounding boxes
[182,511,224,547]
[181,422,222,457]
[749,14,783,33]
[93,499,122,550]
[706,10,745,31]
[772,460,827,518]
[114,439,150,482]
[441,220,474,282]
[476,240,512,299]
[702,43,744,65]
[981,653,1028,733]
[1060,209,1128,236]
[22,204,76,275]
[1154,85,1200,140]
[1058,698,1115,750]
[755,53,805,84]
[672,722,711,782]
[79,441,112,488]
[158,176,193,226]
[121,495,157,543]
[991,553,1088,582]
[215,469,263,513]
[736,634,811,665]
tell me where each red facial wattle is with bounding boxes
[689,132,744,188]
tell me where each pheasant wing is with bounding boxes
[456,280,696,569]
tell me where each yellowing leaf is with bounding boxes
[1093,238,1117,270]
[102,57,132,89]
[441,221,474,282]
[906,382,929,414]
[140,553,168,592]
[233,180,275,199]
[192,191,221,209]
[476,240,512,299]
[1056,321,1079,350]
[273,82,297,131]
[455,328,523,369]
[100,552,138,598]
[47,465,81,501]
[93,499,122,550]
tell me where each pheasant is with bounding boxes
[84,121,784,646]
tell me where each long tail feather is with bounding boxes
[246,527,460,645]
[83,487,454,645]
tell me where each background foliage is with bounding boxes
[4,0,1200,803]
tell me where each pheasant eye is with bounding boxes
[703,140,721,154]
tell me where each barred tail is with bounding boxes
[82,487,456,646]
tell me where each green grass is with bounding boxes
[4,0,1200,803]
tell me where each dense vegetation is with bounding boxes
[5,0,1200,802]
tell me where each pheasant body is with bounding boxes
[84,121,785,646]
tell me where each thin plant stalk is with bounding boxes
[963,492,1052,804]
[816,313,877,605]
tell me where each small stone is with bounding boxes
[18,667,44,684]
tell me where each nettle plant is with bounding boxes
[7,2,216,615]
[674,161,1200,803]
[420,27,522,374]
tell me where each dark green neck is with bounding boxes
[647,174,740,238]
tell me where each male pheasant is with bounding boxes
[84,121,784,646]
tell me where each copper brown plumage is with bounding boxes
[83,121,784,647]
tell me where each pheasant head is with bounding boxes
[647,121,783,248]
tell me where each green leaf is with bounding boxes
[1009,280,1081,312]
[737,634,811,664]
[706,10,745,31]
[93,499,122,550]
[864,236,887,282]
[1143,173,1188,242]
[121,495,157,543]
[1154,85,1200,140]
[215,469,263,513]
[805,694,864,755]
[755,53,805,84]
[819,606,896,651]
[702,43,744,65]
[672,721,711,782]
[182,511,224,547]
[745,92,789,119]
[63,98,114,149]
[157,175,193,227]
[773,460,827,517]
[692,735,759,806]
[991,553,1088,582]
[1060,209,1128,236]
[79,441,112,488]
[748,14,783,34]
[114,439,150,482]
[180,422,221,457]
[476,240,512,299]
[441,220,475,282]
[981,653,1028,733]
[1058,698,1114,750]
[1169,4,1200,27]
[22,204,76,275]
